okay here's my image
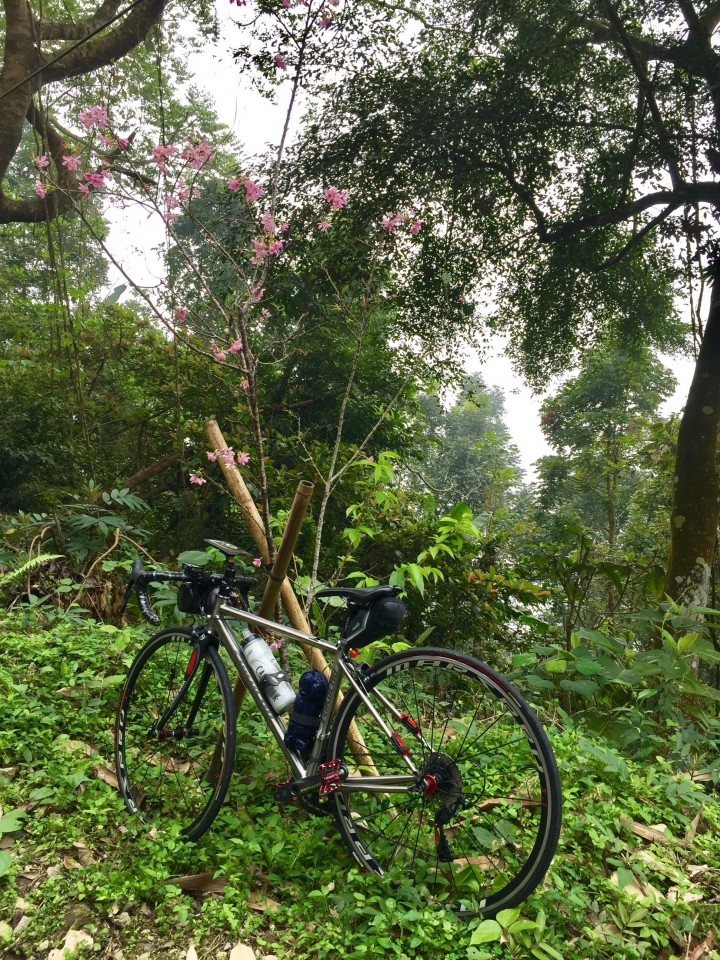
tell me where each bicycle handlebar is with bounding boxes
[120,557,257,626]
[120,558,188,626]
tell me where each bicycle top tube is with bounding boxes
[214,602,339,654]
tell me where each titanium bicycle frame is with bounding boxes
[207,596,421,793]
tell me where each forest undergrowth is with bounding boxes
[1,614,719,960]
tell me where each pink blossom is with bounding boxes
[241,379,250,389]
[237,451,250,466]
[176,308,188,323]
[218,447,235,466]
[251,236,285,263]
[319,13,333,26]
[78,183,90,195]
[260,308,270,319]
[35,155,49,169]
[177,180,192,201]
[84,172,106,188]
[410,220,423,235]
[317,221,332,231]
[62,154,81,171]
[164,193,179,211]
[380,211,404,232]
[100,135,129,149]
[228,338,243,354]
[183,140,212,171]
[215,350,226,361]
[78,105,109,129]
[249,285,265,303]
[281,0,291,7]
[279,222,289,232]
[34,181,46,198]
[165,213,178,224]
[458,294,467,302]
[151,143,177,171]
[189,474,207,485]
[261,209,277,233]
[324,186,348,209]
[227,177,241,192]
[244,179,265,202]
[253,557,263,567]
[275,53,288,70]
[207,450,217,461]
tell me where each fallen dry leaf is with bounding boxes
[689,930,717,960]
[71,841,97,866]
[94,765,119,789]
[62,855,83,871]
[609,870,662,903]
[686,805,705,841]
[229,944,256,960]
[247,890,279,912]
[185,946,198,960]
[58,740,94,757]
[0,766,18,780]
[687,864,711,880]
[48,928,93,960]
[167,872,228,893]
[668,886,704,903]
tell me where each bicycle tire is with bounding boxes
[115,626,236,842]
[328,647,561,917]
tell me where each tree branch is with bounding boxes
[41,0,169,83]
[36,0,124,41]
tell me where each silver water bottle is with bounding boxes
[241,628,296,714]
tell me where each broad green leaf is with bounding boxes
[177,550,211,566]
[526,675,556,690]
[560,678,599,698]
[512,652,538,669]
[0,811,24,834]
[0,850,11,878]
[617,867,634,889]
[543,658,566,674]
[678,632,699,653]
[496,907,521,928]
[470,920,502,944]
[509,919,537,933]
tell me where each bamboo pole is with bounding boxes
[203,420,378,777]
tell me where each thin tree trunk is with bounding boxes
[663,271,720,609]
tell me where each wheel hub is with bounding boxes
[419,751,463,802]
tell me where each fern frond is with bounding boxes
[0,554,63,587]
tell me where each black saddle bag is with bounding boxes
[343,595,406,649]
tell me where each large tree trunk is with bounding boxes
[663,271,720,607]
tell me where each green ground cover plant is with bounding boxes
[1,613,719,960]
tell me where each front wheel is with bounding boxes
[115,626,236,841]
[329,648,561,917]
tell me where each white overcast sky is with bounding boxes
[103,5,697,479]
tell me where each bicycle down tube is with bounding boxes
[211,600,417,792]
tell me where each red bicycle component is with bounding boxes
[390,731,409,756]
[400,712,421,735]
[318,758,344,796]
[421,773,438,796]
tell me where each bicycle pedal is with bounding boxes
[318,758,345,796]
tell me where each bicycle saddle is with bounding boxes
[315,584,401,606]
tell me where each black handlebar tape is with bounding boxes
[136,580,161,626]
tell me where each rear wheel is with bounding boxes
[115,626,236,841]
[329,648,561,917]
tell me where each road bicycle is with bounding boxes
[114,538,562,918]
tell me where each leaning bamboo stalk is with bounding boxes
[203,420,378,776]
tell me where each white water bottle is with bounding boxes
[241,628,296,714]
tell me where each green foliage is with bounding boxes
[2,615,720,959]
